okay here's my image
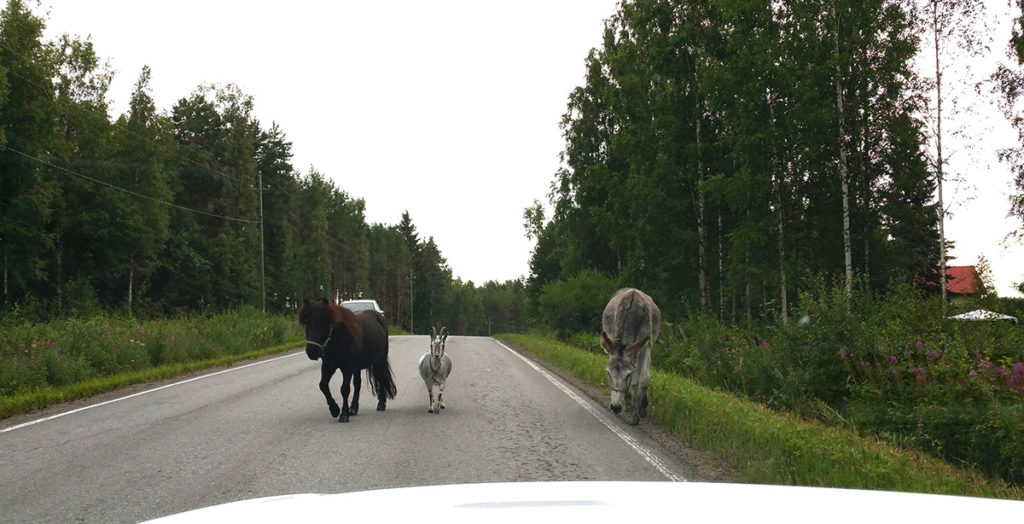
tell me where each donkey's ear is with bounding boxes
[626,335,650,356]
[600,331,615,355]
[431,326,437,340]
[441,326,448,341]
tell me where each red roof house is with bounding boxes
[945,265,981,295]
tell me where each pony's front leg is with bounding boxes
[350,372,361,416]
[319,365,340,419]
[338,371,353,422]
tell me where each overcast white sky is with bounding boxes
[38,0,1024,297]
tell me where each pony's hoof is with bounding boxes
[329,405,341,418]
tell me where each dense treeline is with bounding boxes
[523,0,1024,486]
[0,0,523,334]
[526,0,1018,322]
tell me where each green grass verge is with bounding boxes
[0,339,303,420]
[496,333,1023,500]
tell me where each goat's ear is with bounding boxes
[626,335,650,356]
[600,331,615,355]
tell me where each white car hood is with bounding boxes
[144,481,1022,523]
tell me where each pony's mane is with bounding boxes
[297,300,364,351]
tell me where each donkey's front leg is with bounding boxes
[426,383,436,413]
[338,371,353,422]
[319,366,340,419]
[438,381,446,410]
[631,375,650,425]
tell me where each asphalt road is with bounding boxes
[0,336,699,522]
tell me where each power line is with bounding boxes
[3,145,259,224]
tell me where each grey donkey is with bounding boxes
[600,288,660,425]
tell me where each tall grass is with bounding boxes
[498,333,1022,500]
[0,306,303,417]
[647,284,1024,485]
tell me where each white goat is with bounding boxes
[418,326,452,413]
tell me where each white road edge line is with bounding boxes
[1,351,303,433]
[491,338,686,482]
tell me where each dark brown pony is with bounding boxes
[298,298,396,422]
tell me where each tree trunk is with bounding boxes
[718,210,725,320]
[835,0,854,297]
[768,98,788,324]
[933,3,948,311]
[694,65,709,315]
[128,264,134,315]
[55,230,64,313]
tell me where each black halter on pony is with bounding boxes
[297,299,363,361]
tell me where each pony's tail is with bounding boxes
[369,358,398,400]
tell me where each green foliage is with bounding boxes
[536,270,621,337]
[653,280,1024,485]
[498,333,1022,499]
[0,307,302,399]
[0,2,514,335]
[530,0,939,321]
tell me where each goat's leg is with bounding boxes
[426,382,435,413]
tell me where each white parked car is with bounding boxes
[341,299,384,317]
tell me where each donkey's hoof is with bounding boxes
[339,414,350,422]
[350,402,359,416]
[329,405,341,418]
[630,415,641,425]
[376,402,386,411]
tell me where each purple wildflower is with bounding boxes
[860,361,871,369]
[890,355,898,363]
[915,340,923,349]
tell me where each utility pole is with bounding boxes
[258,171,266,312]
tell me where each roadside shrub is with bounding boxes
[0,309,303,400]
[536,270,621,338]
[653,280,1024,485]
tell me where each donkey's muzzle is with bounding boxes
[610,402,622,414]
